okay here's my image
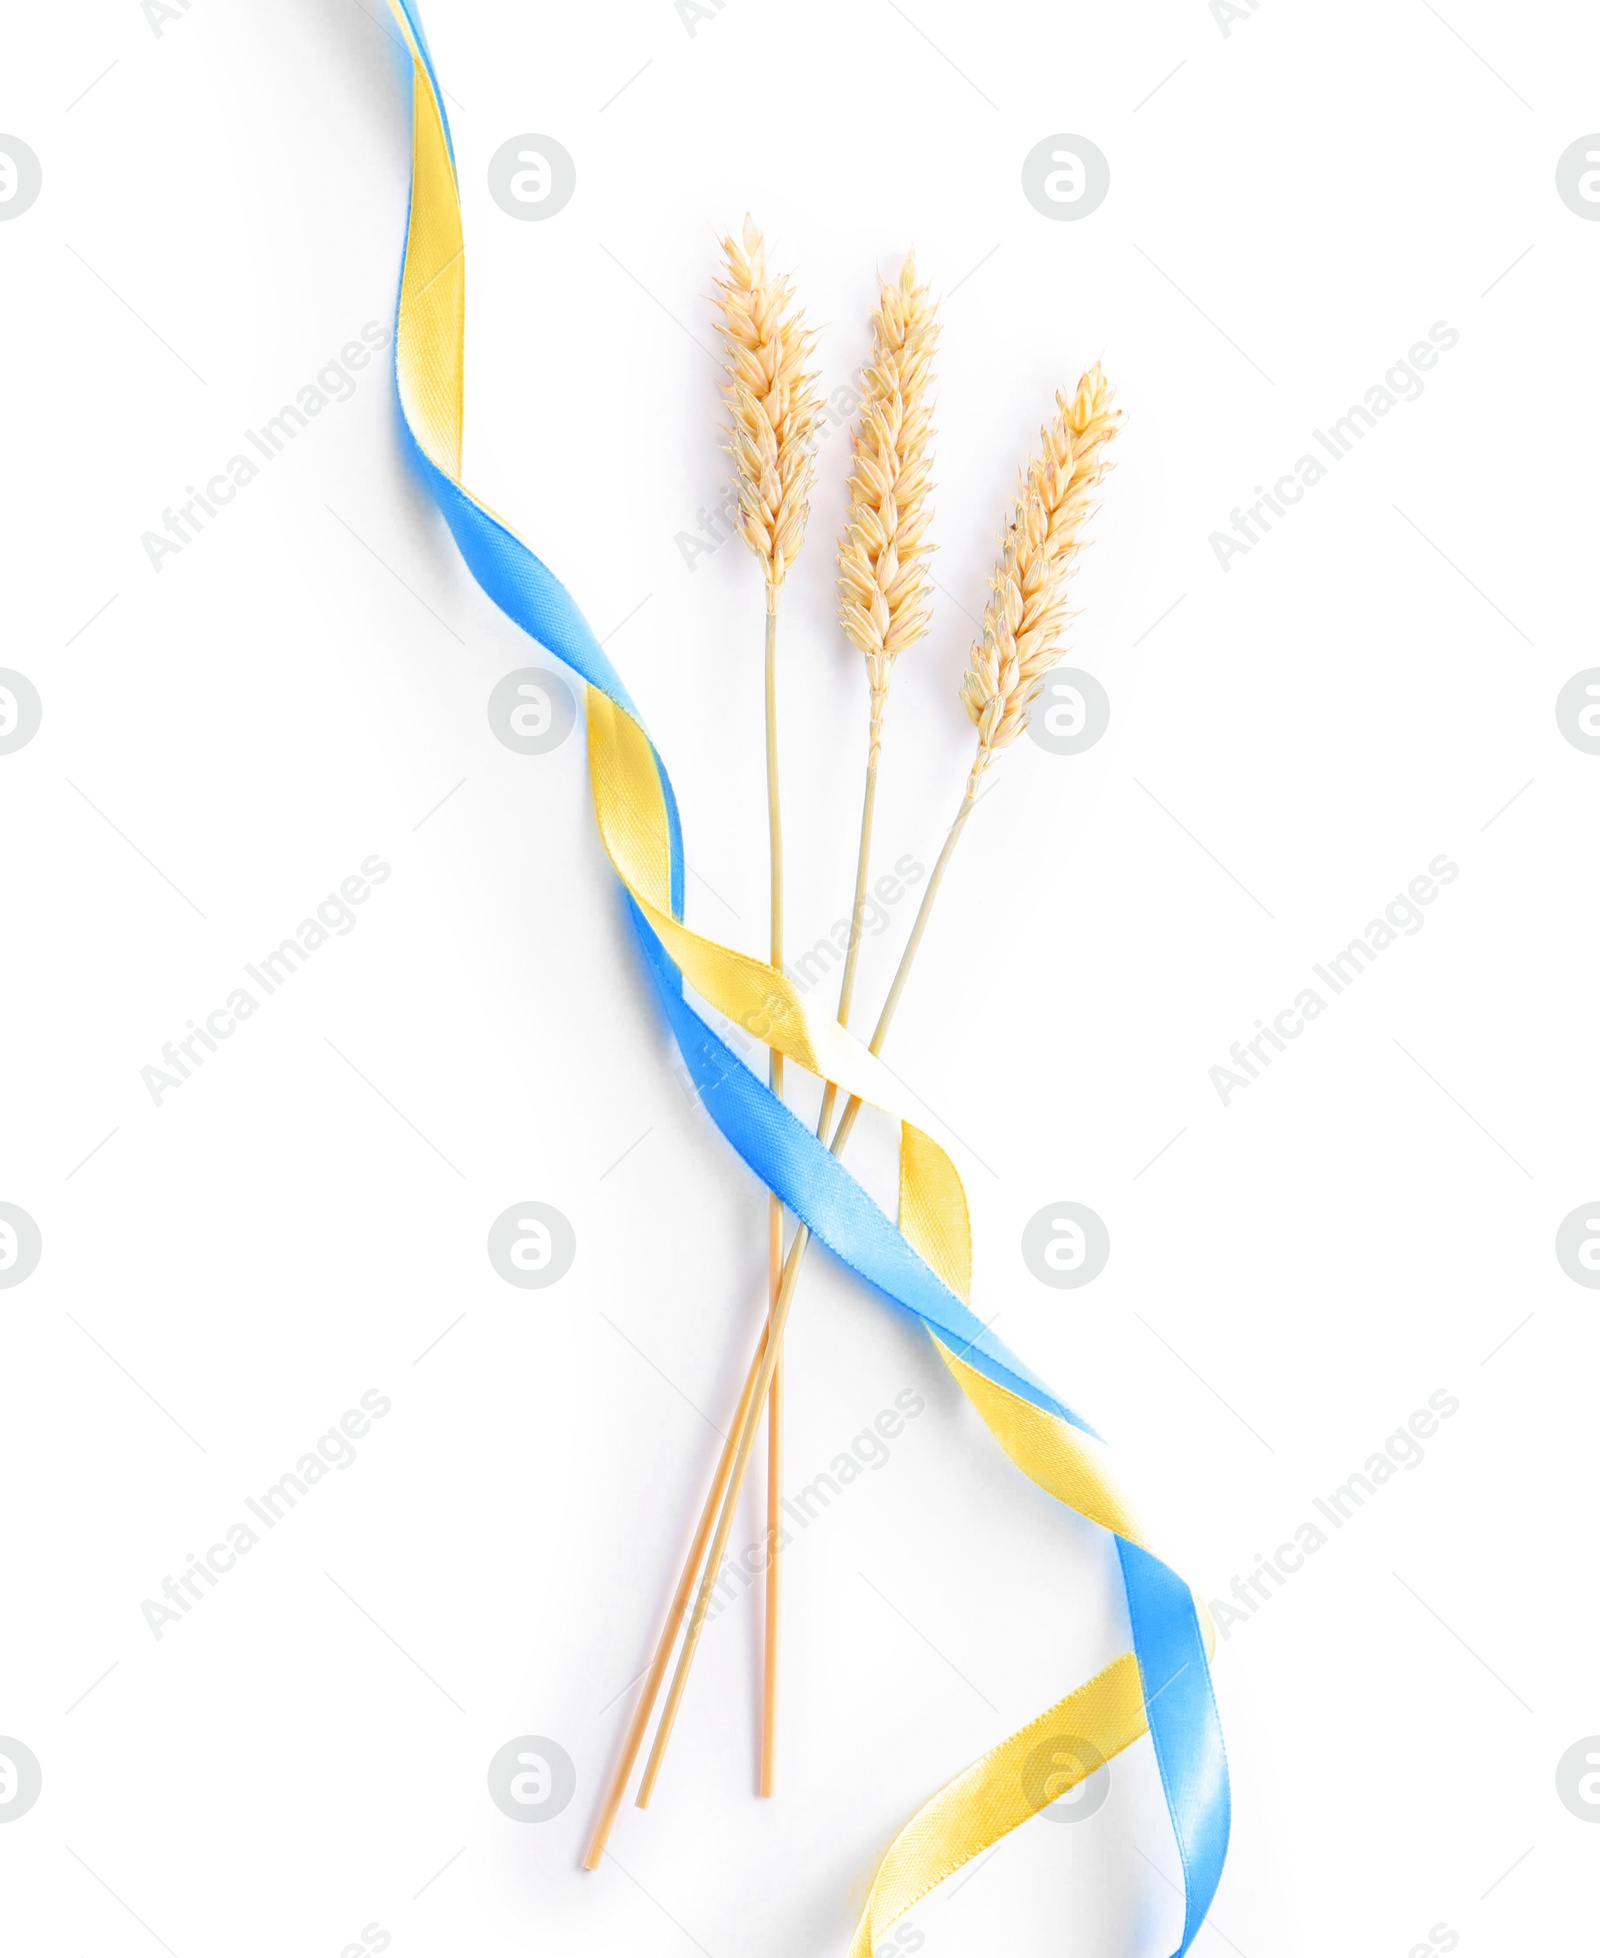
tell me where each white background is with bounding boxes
[4,1,1598,1954]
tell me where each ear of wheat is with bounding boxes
[811,253,940,1194]
[960,364,1120,790]
[837,253,940,765]
[714,216,823,604]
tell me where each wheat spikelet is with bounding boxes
[713,216,823,601]
[960,364,1120,786]
[837,253,940,763]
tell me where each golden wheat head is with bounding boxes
[959,364,1120,778]
[713,215,823,600]
[837,253,940,760]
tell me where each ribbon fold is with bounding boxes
[379,6,1230,1947]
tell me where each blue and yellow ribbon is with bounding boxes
[379,5,1230,1946]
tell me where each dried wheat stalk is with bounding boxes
[714,216,823,602]
[961,364,1120,790]
[712,213,823,1797]
[837,253,940,764]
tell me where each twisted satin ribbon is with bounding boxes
[379,5,1230,1947]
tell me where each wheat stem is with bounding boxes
[760,595,784,1797]
[813,755,880,1144]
